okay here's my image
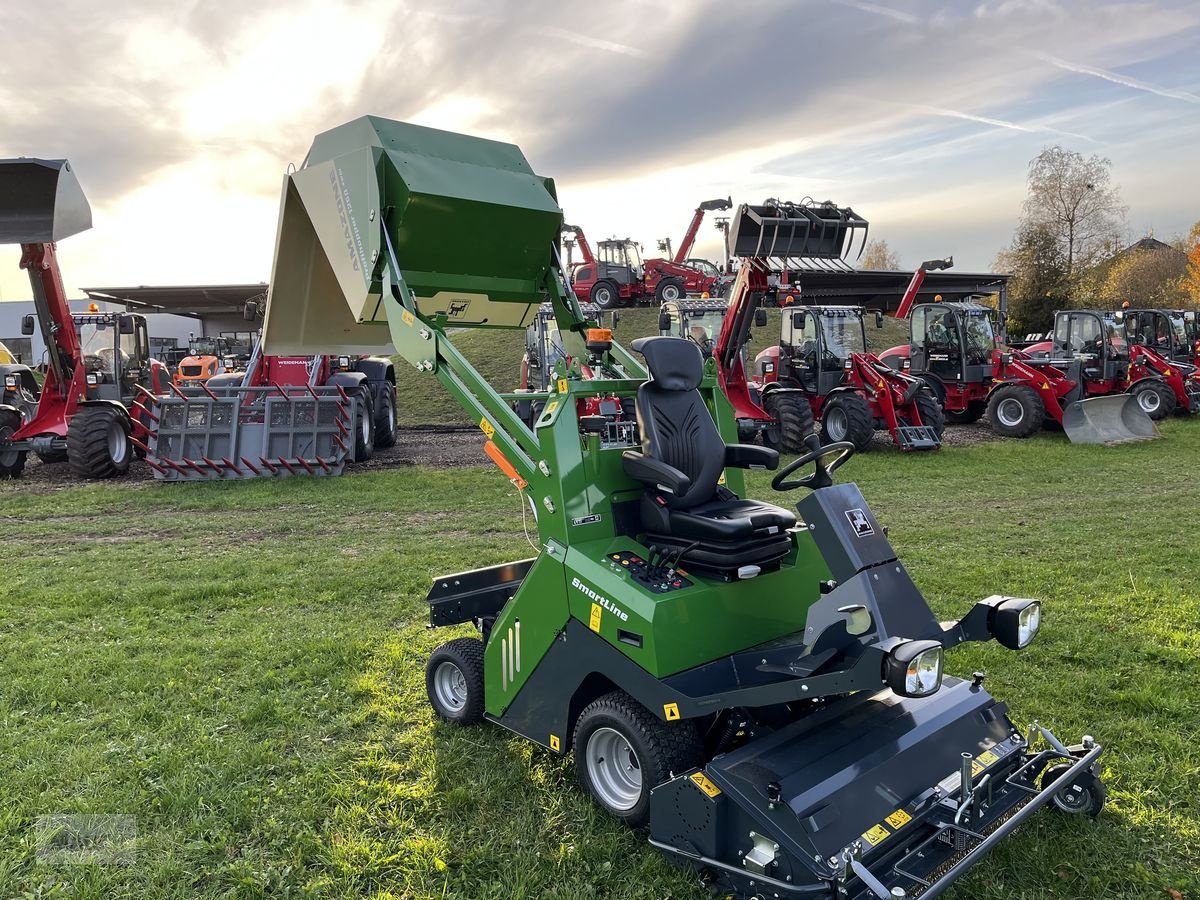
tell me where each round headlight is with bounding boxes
[884,640,944,697]
[992,598,1041,650]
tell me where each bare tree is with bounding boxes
[859,238,900,270]
[1023,146,1126,277]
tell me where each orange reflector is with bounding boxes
[587,328,613,342]
[700,291,710,299]
[484,440,527,489]
[88,302,100,312]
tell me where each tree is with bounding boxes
[1022,146,1126,278]
[859,239,899,270]
[995,223,1070,333]
[1101,248,1188,306]
[1182,220,1200,305]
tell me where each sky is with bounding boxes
[1,0,1198,301]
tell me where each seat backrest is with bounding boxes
[632,337,725,509]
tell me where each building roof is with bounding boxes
[789,268,1009,311]
[81,283,268,318]
[1124,236,1176,254]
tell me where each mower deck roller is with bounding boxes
[1062,394,1158,444]
[0,158,92,244]
[728,199,868,261]
[264,116,1104,900]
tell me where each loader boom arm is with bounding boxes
[561,224,595,266]
[672,197,732,264]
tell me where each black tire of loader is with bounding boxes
[374,381,397,448]
[763,392,814,453]
[66,406,131,478]
[1131,378,1175,420]
[914,387,946,439]
[945,402,985,425]
[0,408,27,479]
[425,637,486,725]
[573,690,703,828]
[820,392,874,452]
[36,448,69,463]
[353,390,375,462]
[987,384,1045,438]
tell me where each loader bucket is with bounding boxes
[263,116,563,356]
[0,158,92,243]
[1062,394,1159,444]
[727,199,868,260]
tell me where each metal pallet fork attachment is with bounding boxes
[146,384,355,481]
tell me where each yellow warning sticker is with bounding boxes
[544,400,558,416]
[401,309,415,326]
[885,809,912,830]
[977,750,1000,768]
[689,772,721,798]
[971,760,985,778]
[862,824,890,846]
[557,378,569,394]
[589,603,602,632]
[479,418,495,439]
[663,702,681,721]
[549,734,561,752]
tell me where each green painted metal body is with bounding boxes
[262,115,828,724]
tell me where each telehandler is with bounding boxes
[262,115,1105,899]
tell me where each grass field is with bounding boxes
[2,421,1198,899]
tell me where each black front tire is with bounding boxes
[373,382,397,448]
[352,390,375,462]
[425,637,485,725]
[1130,379,1175,420]
[35,449,69,464]
[66,406,131,478]
[573,690,703,827]
[914,387,946,440]
[655,278,685,303]
[762,392,815,453]
[591,281,621,310]
[945,402,985,424]
[820,393,874,452]
[1042,762,1107,818]
[0,408,27,479]
[987,384,1045,438]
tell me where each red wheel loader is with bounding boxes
[0,158,172,480]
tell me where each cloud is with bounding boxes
[1031,52,1200,104]
[831,0,921,25]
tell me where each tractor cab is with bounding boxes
[910,302,998,385]
[1123,309,1194,365]
[73,312,153,404]
[597,238,643,287]
[1049,310,1129,384]
[780,306,875,396]
[520,301,604,392]
[657,299,730,357]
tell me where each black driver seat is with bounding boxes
[622,337,797,574]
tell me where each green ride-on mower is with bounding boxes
[260,115,1105,899]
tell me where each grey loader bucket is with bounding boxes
[143,385,357,481]
[1063,394,1159,445]
[0,158,92,243]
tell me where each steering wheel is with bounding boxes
[772,436,855,492]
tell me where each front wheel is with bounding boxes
[914,387,945,440]
[591,281,621,310]
[1130,379,1175,420]
[1042,762,1107,818]
[762,392,814,453]
[66,406,131,478]
[0,408,27,479]
[373,382,397,448]
[820,393,874,452]
[425,637,485,725]
[987,384,1045,438]
[655,278,684,303]
[352,390,375,462]
[573,691,702,827]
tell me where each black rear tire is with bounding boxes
[987,384,1045,438]
[66,406,131,478]
[914,388,945,439]
[820,393,874,452]
[373,382,397,448]
[591,281,621,310]
[425,637,485,725]
[655,278,685,303]
[763,392,814,454]
[573,690,703,827]
[352,390,375,462]
[1130,379,1175,420]
[0,408,27,479]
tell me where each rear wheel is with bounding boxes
[373,382,397,448]
[573,690,703,827]
[0,408,27,479]
[987,384,1045,438]
[763,392,814,453]
[425,637,485,725]
[820,393,874,452]
[352,390,375,462]
[66,406,131,478]
[1130,379,1175,420]
[914,388,945,439]
[945,402,985,424]
[655,278,685,303]
[591,281,621,310]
